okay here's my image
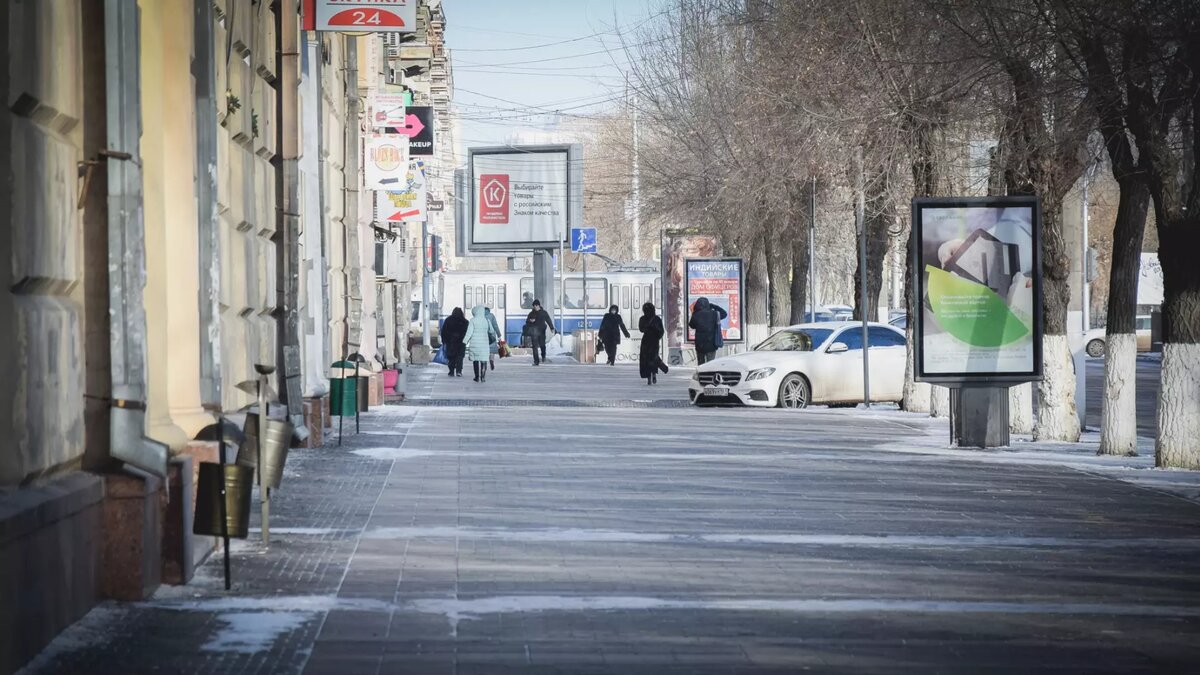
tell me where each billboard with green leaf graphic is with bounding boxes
[912,197,1043,383]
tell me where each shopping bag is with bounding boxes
[498,341,510,358]
[432,344,449,366]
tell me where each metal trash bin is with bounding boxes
[193,462,253,538]
[329,360,358,416]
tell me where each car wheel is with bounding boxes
[1086,338,1105,358]
[777,374,810,410]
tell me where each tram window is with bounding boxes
[610,284,618,304]
[519,278,534,309]
[633,286,642,309]
[463,288,472,309]
[564,278,607,309]
[497,285,506,309]
[486,287,495,308]
[622,285,630,309]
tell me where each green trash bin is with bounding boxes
[329,361,357,417]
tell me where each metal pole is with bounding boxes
[856,147,871,407]
[809,176,816,320]
[558,238,565,344]
[217,413,231,590]
[632,99,641,260]
[256,377,269,545]
[583,252,588,362]
[1082,167,1091,333]
[421,221,431,346]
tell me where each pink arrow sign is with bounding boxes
[399,114,425,138]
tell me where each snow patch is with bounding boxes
[246,527,353,536]
[201,612,311,654]
[352,446,436,460]
[403,595,1200,629]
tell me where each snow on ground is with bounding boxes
[200,612,312,654]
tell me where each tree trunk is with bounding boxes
[789,181,812,325]
[1034,202,1082,442]
[903,119,937,413]
[1099,176,1150,456]
[745,234,771,346]
[764,229,791,328]
[1154,217,1200,469]
[1009,383,1033,433]
[853,169,892,322]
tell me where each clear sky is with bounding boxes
[443,0,660,153]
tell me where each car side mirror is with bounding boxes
[827,342,849,354]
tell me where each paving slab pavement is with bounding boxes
[21,358,1200,674]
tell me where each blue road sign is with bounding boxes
[571,227,597,253]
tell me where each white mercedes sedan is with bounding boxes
[688,322,907,409]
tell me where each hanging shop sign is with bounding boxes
[683,258,745,344]
[370,94,406,129]
[382,106,434,156]
[363,135,409,190]
[305,0,417,32]
[376,159,427,223]
[912,196,1043,384]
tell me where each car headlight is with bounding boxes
[746,367,776,381]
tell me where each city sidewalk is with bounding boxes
[21,359,1200,673]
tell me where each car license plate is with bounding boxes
[702,386,729,397]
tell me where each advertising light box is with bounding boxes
[684,257,745,344]
[467,145,582,251]
[913,197,1043,384]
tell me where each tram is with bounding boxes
[438,269,662,362]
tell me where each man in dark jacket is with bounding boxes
[597,304,630,366]
[525,299,556,365]
[688,297,728,365]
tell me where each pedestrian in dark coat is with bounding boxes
[440,308,469,376]
[597,305,630,366]
[525,299,556,366]
[637,302,669,384]
[688,297,728,365]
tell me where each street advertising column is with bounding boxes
[684,258,745,344]
[913,197,1043,383]
[663,232,719,354]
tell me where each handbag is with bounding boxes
[432,344,449,366]
[596,338,605,353]
[714,328,724,349]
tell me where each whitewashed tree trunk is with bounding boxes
[902,327,930,412]
[1099,333,1138,456]
[929,385,949,418]
[1008,382,1033,434]
[1156,342,1200,469]
[1034,334,1081,442]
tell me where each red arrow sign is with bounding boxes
[388,209,422,221]
[398,114,425,138]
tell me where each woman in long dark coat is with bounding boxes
[440,307,469,377]
[637,302,669,385]
[597,304,630,366]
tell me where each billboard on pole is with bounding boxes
[913,197,1043,383]
[364,135,408,190]
[467,145,582,251]
[684,258,745,344]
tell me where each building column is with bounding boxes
[140,0,211,447]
